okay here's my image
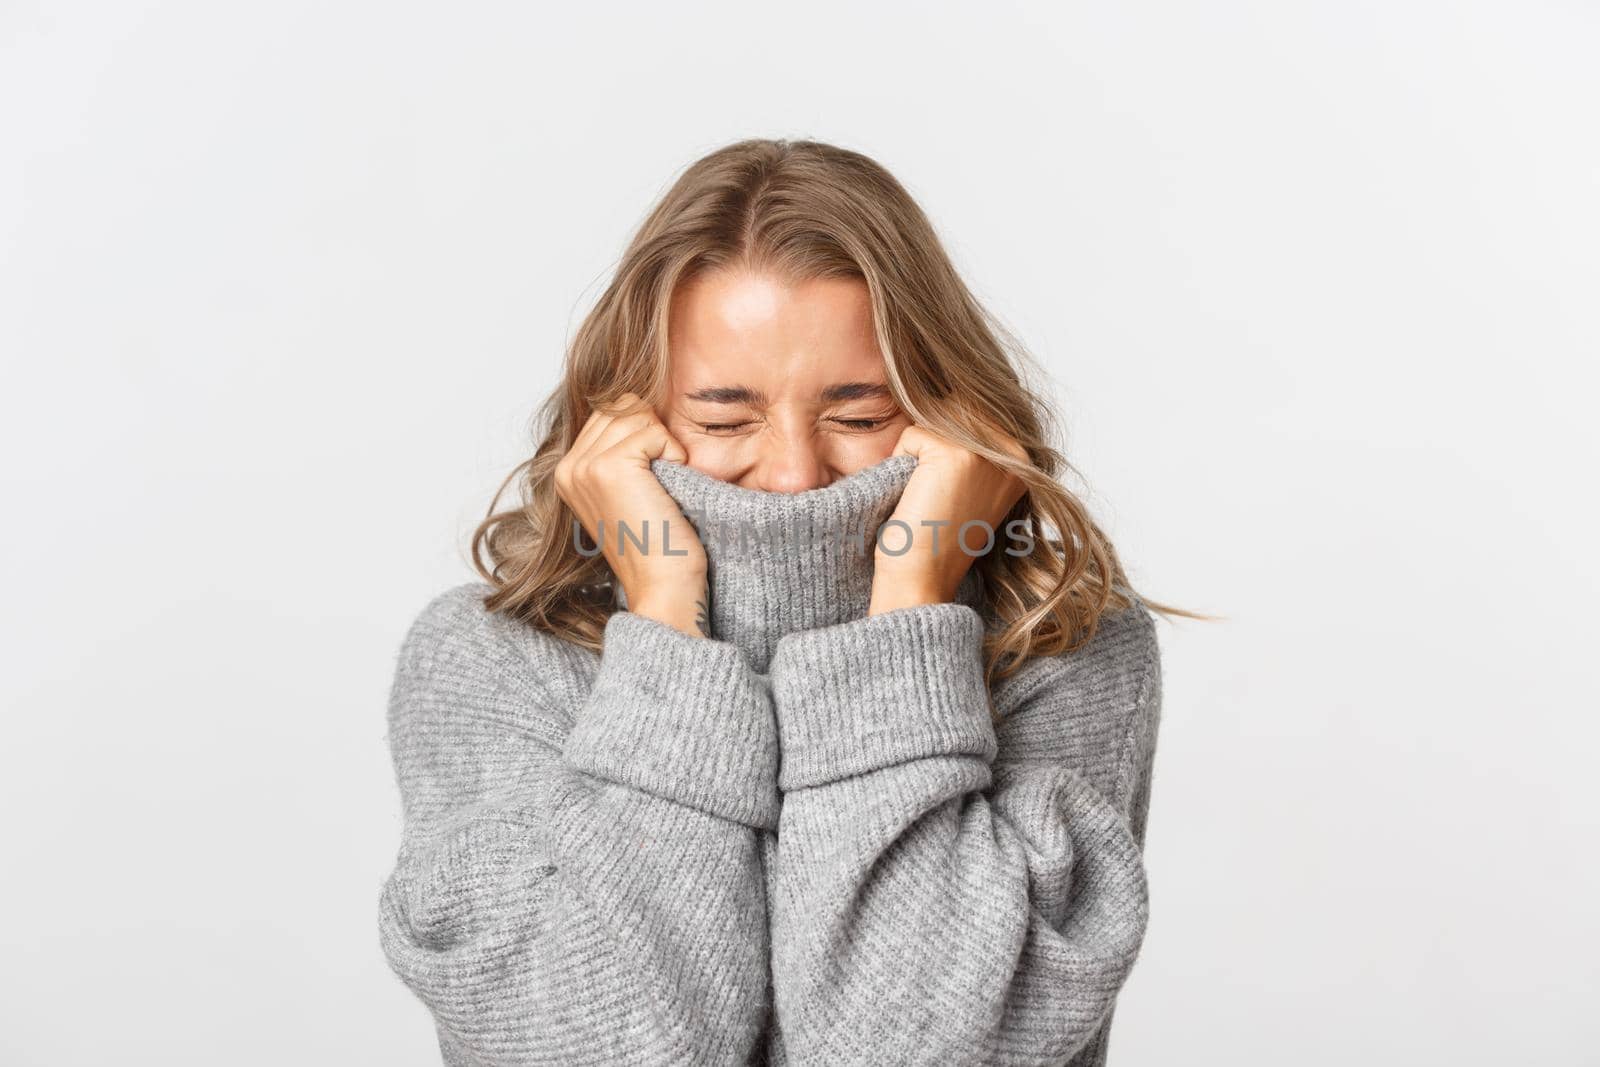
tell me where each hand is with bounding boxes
[868,426,1030,617]
[554,393,711,638]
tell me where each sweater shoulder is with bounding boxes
[390,581,598,736]
[397,580,580,667]
[990,598,1163,807]
[991,598,1162,721]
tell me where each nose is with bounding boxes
[755,434,830,494]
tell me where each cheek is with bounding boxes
[680,435,749,481]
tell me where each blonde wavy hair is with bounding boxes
[473,137,1207,685]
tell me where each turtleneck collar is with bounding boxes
[612,453,987,673]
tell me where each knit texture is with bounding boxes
[378,453,1162,1066]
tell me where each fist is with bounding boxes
[554,393,711,637]
[869,425,1030,616]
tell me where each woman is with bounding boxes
[378,138,1188,1067]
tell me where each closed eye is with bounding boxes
[699,416,893,434]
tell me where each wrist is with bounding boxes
[867,578,948,616]
[629,584,712,638]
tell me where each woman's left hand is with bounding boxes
[868,426,1030,616]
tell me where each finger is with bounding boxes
[567,406,618,463]
[659,429,689,465]
[585,406,668,459]
[600,421,689,470]
[595,391,652,423]
[890,424,932,459]
[570,392,649,459]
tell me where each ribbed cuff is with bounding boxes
[767,602,998,791]
[561,610,781,829]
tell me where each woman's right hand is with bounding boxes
[554,392,711,638]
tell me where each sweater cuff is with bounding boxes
[767,602,998,791]
[561,610,781,829]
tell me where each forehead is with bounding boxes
[667,271,885,393]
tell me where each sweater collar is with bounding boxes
[613,453,986,673]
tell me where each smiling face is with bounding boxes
[660,269,913,492]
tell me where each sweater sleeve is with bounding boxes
[764,601,1159,1067]
[377,585,780,1067]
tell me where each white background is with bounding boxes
[3,2,1596,1063]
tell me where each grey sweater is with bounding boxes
[378,453,1162,1067]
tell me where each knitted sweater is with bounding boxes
[378,453,1162,1067]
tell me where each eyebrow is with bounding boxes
[683,381,892,405]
